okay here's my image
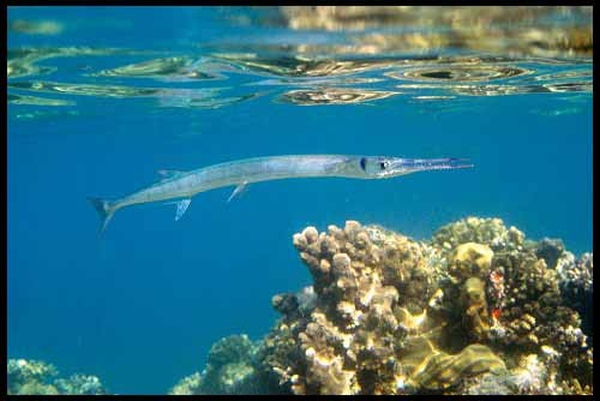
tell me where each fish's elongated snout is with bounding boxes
[389,157,474,175]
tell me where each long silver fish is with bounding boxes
[89,155,473,233]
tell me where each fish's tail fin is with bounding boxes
[88,197,116,235]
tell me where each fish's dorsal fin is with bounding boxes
[227,181,249,203]
[157,169,186,180]
[175,198,192,221]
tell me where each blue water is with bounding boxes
[7,6,592,394]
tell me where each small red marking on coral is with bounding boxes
[492,308,502,320]
[490,271,503,283]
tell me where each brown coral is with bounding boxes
[258,217,592,395]
[266,220,524,394]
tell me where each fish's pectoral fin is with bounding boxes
[175,198,192,221]
[157,169,186,180]
[227,181,249,203]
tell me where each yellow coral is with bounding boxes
[408,344,506,390]
[462,277,491,340]
[451,242,494,281]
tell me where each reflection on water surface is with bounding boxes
[7,6,592,112]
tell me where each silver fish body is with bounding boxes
[89,154,473,233]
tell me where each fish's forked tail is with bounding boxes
[88,197,116,235]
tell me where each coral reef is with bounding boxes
[169,334,263,395]
[552,245,593,338]
[7,358,107,395]
[173,216,592,395]
[256,217,593,395]
[169,372,203,395]
[7,359,59,395]
[54,374,106,395]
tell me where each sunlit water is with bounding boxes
[7,6,592,394]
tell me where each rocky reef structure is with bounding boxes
[7,358,107,395]
[171,217,592,395]
[169,334,266,395]
[7,223,590,395]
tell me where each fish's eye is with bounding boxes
[380,160,390,170]
[360,157,367,172]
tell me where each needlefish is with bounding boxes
[88,155,473,233]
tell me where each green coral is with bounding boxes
[169,334,262,395]
[7,358,106,395]
[16,380,59,395]
[7,359,58,395]
[202,334,258,394]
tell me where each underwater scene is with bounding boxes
[6,6,593,395]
